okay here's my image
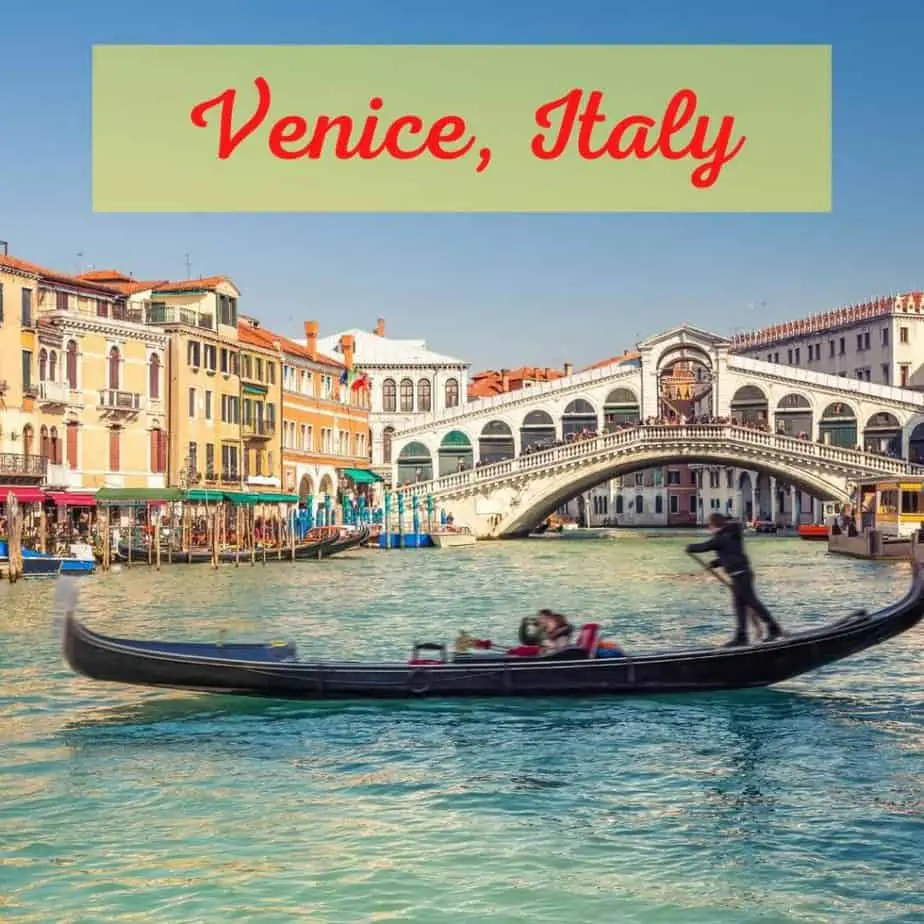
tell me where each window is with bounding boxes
[417,379,432,412]
[205,443,215,476]
[635,472,644,486]
[220,348,230,374]
[882,327,889,347]
[187,340,201,367]
[794,348,800,364]
[149,354,160,399]
[108,347,120,390]
[96,299,108,318]
[787,349,793,363]
[900,365,910,387]
[383,426,395,463]
[188,441,198,475]
[655,495,663,514]
[445,377,460,408]
[767,353,772,362]
[882,364,890,384]
[188,387,196,417]
[204,344,217,372]
[150,428,167,473]
[267,362,275,385]
[39,348,47,381]
[726,469,733,489]
[21,288,32,326]
[635,495,643,514]
[829,339,835,357]
[49,427,60,464]
[218,294,237,327]
[900,326,909,344]
[204,390,213,420]
[67,341,78,389]
[807,345,813,361]
[615,495,624,514]
[670,494,679,514]
[667,470,680,485]
[689,495,697,513]
[66,422,78,470]
[242,354,252,379]
[109,426,121,472]
[21,350,32,390]
[839,337,845,355]
[22,424,33,457]
[864,332,870,350]
[221,444,238,478]
[255,358,263,381]
[399,378,414,412]
[857,333,863,351]
[773,352,779,363]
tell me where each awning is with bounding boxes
[340,467,383,485]
[95,487,184,504]
[242,382,268,395]
[0,486,45,503]
[253,492,299,504]
[46,491,97,507]
[185,489,226,503]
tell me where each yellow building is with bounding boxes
[237,317,283,496]
[87,272,245,490]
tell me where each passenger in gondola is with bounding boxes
[538,609,574,653]
[686,513,784,647]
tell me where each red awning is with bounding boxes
[46,492,97,507]
[0,487,45,503]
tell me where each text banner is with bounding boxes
[92,44,831,213]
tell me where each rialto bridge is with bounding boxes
[387,326,924,537]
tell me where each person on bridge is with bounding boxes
[686,513,784,647]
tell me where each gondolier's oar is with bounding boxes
[686,550,763,636]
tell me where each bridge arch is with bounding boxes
[520,409,556,451]
[603,387,640,430]
[775,392,813,437]
[819,401,859,448]
[478,420,515,464]
[730,384,769,425]
[397,440,433,484]
[561,398,598,438]
[495,449,849,538]
[863,412,902,455]
[438,430,474,476]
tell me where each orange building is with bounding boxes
[273,321,373,511]
[468,364,569,400]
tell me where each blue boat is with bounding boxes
[21,557,62,579]
[0,539,96,575]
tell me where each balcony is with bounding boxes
[145,305,215,331]
[0,452,47,480]
[38,380,70,405]
[98,389,144,414]
[243,420,276,440]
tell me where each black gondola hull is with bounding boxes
[61,567,924,701]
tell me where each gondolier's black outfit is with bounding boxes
[687,521,783,646]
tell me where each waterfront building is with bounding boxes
[468,365,568,400]
[314,318,469,482]
[236,317,283,495]
[732,295,924,391]
[277,323,372,505]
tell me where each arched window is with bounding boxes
[40,425,50,460]
[66,422,78,470]
[382,378,397,413]
[108,346,120,390]
[150,428,166,473]
[22,424,33,458]
[49,350,58,382]
[445,377,459,409]
[383,426,395,463]
[109,426,121,472]
[66,340,78,389]
[149,353,161,399]
[39,349,48,381]
[399,378,414,412]
[417,378,432,412]
[49,426,60,464]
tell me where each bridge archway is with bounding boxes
[520,410,556,451]
[438,430,474,476]
[658,347,713,420]
[562,398,598,438]
[397,441,433,483]
[603,387,640,430]
[479,420,515,464]
[730,385,768,425]
[909,423,924,462]
[819,402,858,448]
[775,393,813,437]
[863,412,901,455]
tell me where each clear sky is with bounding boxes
[2,0,923,371]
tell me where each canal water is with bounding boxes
[1,537,921,923]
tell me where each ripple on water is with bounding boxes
[0,538,922,923]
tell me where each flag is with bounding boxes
[339,369,348,386]
[351,372,370,391]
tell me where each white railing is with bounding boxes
[394,362,641,439]
[396,425,924,498]
[38,380,70,404]
[98,389,144,412]
[729,355,924,409]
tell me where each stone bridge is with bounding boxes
[388,325,924,522]
[396,424,924,537]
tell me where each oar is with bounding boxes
[686,550,763,636]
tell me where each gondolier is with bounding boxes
[686,513,784,647]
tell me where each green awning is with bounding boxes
[185,489,226,503]
[341,467,383,484]
[96,487,184,504]
[242,382,268,395]
[184,489,299,505]
[250,492,299,504]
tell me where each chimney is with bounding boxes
[340,333,355,370]
[564,362,573,376]
[374,317,385,337]
[304,320,318,359]
[500,368,510,392]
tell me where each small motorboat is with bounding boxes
[430,527,477,549]
[798,524,829,541]
[59,566,924,701]
[0,539,95,575]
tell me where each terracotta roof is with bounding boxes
[152,275,235,293]
[76,269,167,295]
[0,253,123,296]
[579,351,641,372]
[468,366,565,399]
[238,321,345,370]
[237,320,279,352]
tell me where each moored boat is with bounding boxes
[115,532,341,565]
[23,557,63,579]
[431,527,477,549]
[60,566,924,701]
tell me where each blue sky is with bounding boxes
[2,0,923,370]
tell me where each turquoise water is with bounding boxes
[1,537,922,923]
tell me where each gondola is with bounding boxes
[323,527,370,556]
[59,565,924,701]
[114,532,340,565]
